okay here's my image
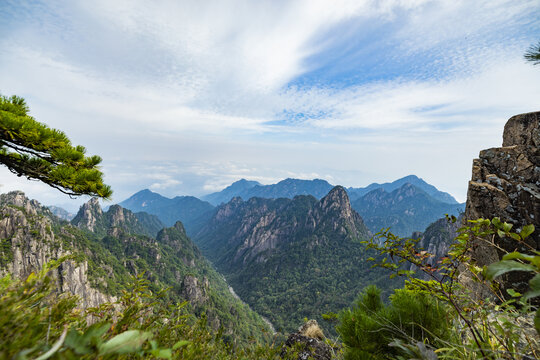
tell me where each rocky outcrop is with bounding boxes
[181,275,209,306]
[72,197,103,232]
[0,191,113,308]
[281,320,333,360]
[464,111,539,295]
[72,200,164,238]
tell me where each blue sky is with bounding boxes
[1,0,539,211]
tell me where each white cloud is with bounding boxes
[0,0,538,207]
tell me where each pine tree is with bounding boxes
[0,94,112,199]
[525,41,540,65]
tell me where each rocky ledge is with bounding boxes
[464,111,539,295]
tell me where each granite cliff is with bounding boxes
[464,111,539,294]
[0,191,113,308]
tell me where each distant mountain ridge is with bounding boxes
[118,189,215,234]
[351,183,465,237]
[119,175,463,237]
[203,178,334,205]
[202,179,261,205]
[203,175,459,205]
[347,175,459,204]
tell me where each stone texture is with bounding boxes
[464,111,540,296]
[72,197,103,232]
[0,191,113,308]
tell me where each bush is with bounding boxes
[337,285,450,359]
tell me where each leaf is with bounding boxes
[82,322,111,343]
[523,274,540,301]
[172,340,190,350]
[98,330,151,355]
[502,222,513,232]
[149,348,172,359]
[502,252,535,262]
[484,260,536,280]
[520,224,535,239]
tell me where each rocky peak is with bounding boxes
[173,221,187,235]
[107,205,126,226]
[319,186,352,215]
[464,111,539,296]
[0,191,42,216]
[72,198,103,232]
[214,196,244,221]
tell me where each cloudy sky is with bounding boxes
[1,0,539,211]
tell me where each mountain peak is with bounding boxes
[319,186,353,216]
[72,198,103,232]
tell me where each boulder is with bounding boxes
[281,320,334,360]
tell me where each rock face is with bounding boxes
[281,320,333,360]
[196,186,368,268]
[464,111,540,294]
[0,191,112,308]
[72,197,103,232]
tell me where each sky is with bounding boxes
[1,0,539,212]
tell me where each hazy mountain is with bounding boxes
[202,179,261,205]
[351,183,465,237]
[347,175,459,204]
[48,205,75,221]
[203,178,334,205]
[193,186,402,334]
[118,189,215,234]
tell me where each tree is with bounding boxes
[524,41,540,65]
[0,94,112,199]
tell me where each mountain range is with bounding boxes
[116,175,463,237]
[192,186,403,334]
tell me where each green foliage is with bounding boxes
[524,41,540,65]
[484,243,540,335]
[0,94,112,198]
[0,260,285,360]
[362,216,540,359]
[337,285,450,359]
